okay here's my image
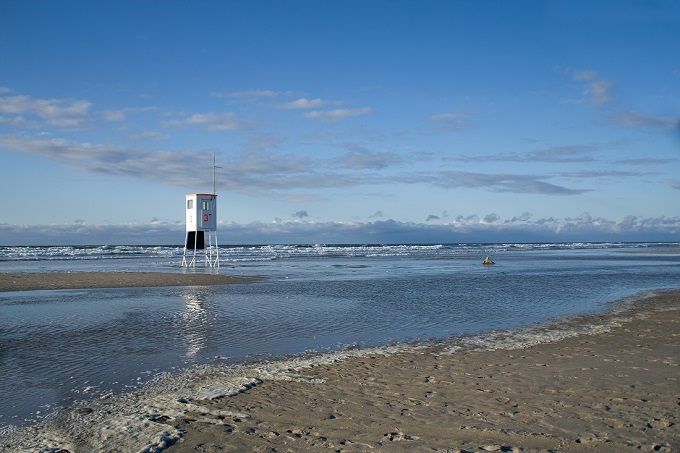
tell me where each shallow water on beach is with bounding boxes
[0,242,679,429]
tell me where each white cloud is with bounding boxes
[101,109,126,121]
[337,149,402,170]
[419,171,589,195]
[0,134,596,198]
[303,107,371,121]
[509,212,532,222]
[2,213,679,245]
[131,131,171,141]
[0,94,92,128]
[616,110,679,129]
[0,92,158,129]
[292,210,309,219]
[572,70,615,106]
[161,111,242,131]
[277,98,325,109]
[185,112,241,131]
[0,115,38,128]
[211,89,289,98]
[482,213,501,223]
[100,106,157,122]
[428,110,475,132]
[0,134,209,187]
[446,143,603,164]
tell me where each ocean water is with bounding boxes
[0,242,679,432]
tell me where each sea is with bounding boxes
[1,242,679,443]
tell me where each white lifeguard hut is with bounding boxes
[182,193,219,267]
[182,155,222,268]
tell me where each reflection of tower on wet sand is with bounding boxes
[181,287,214,358]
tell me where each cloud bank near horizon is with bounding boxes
[2,212,678,246]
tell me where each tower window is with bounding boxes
[187,200,193,209]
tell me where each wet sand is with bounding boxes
[0,271,257,292]
[166,292,680,453]
[2,287,678,452]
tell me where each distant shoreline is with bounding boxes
[0,271,259,292]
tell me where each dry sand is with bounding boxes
[0,271,257,292]
[164,292,680,453]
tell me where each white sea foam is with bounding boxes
[2,242,675,264]
[441,291,672,354]
[0,343,411,452]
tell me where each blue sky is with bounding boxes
[1,0,678,245]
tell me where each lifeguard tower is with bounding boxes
[182,193,219,267]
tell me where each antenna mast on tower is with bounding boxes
[213,153,223,195]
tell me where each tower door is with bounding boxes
[200,199,215,230]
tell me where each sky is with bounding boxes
[1,0,679,245]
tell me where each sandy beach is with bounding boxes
[0,271,257,292]
[1,271,678,452]
[163,292,680,453]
